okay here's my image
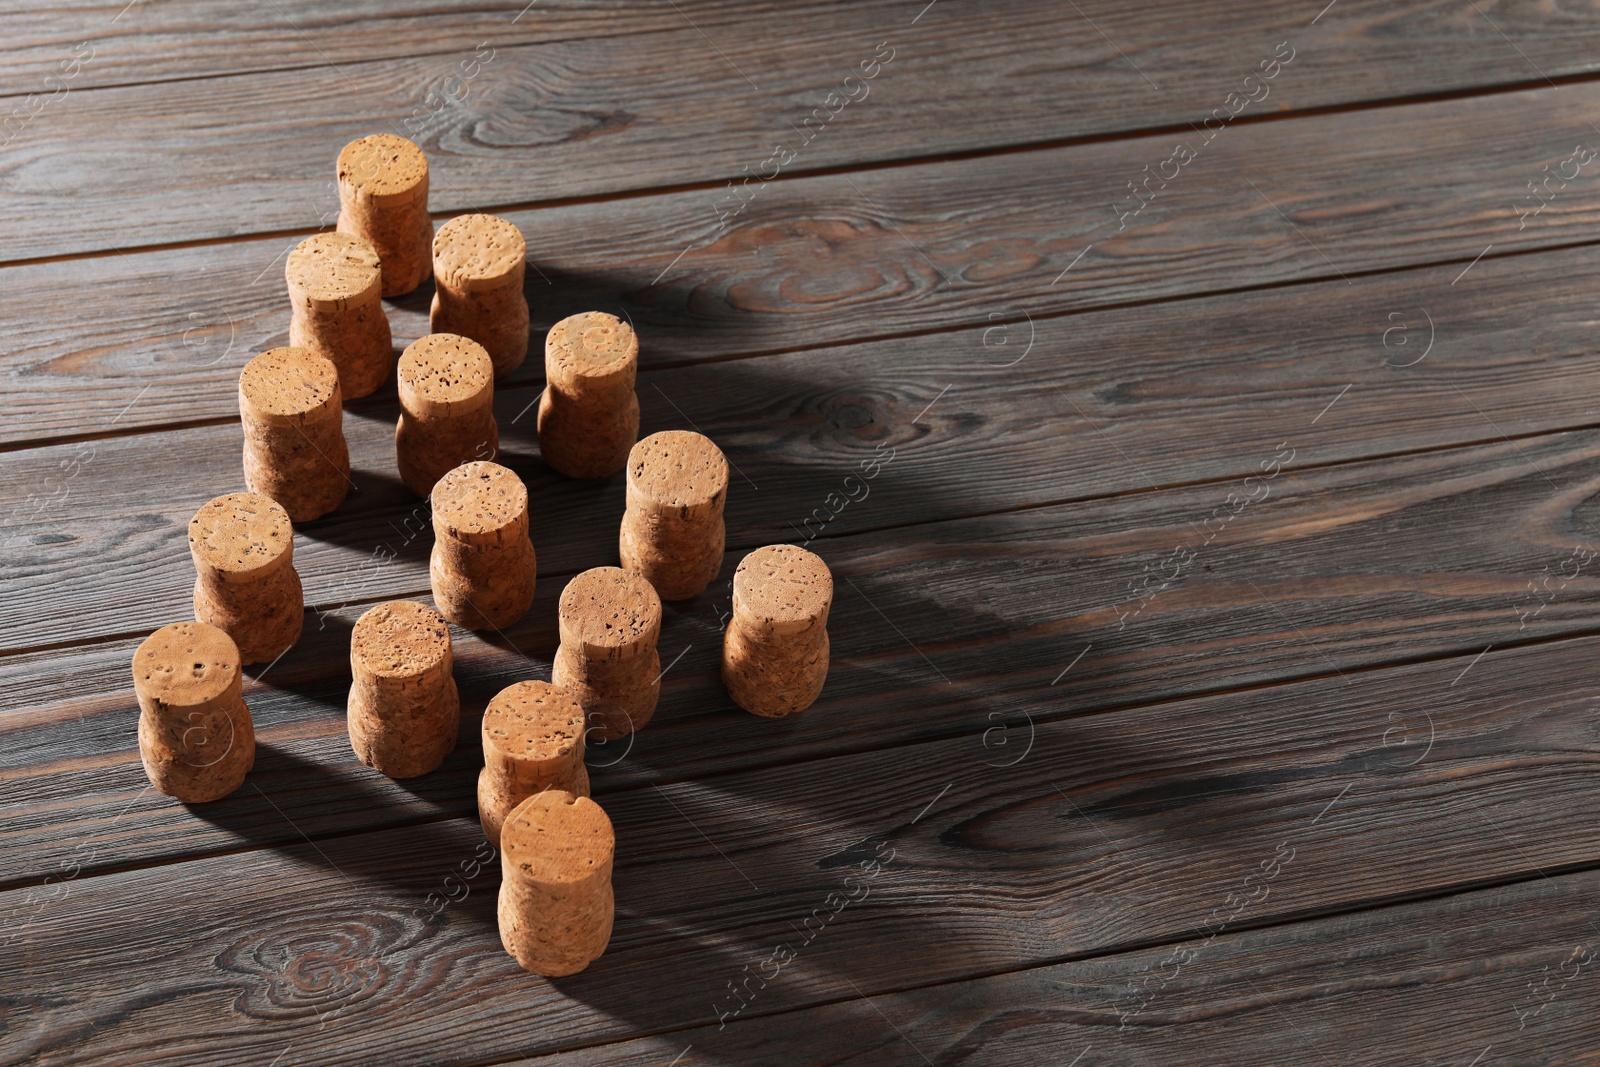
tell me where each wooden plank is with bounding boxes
[7,230,1600,647]
[12,78,1600,442]
[7,628,1600,1065]
[516,869,1600,1065]
[7,428,1600,881]
[9,9,1600,264]
[8,0,1600,101]
[0,0,845,93]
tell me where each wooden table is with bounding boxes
[5,2,1600,1062]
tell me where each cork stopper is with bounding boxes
[482,680,586,768]
[626,431,729,510]
[337,133,429,207]
[398,334,495,420]
[238,347,342,427]
[351,601,451,681]
[732,544,834,638]
[430,461,528,545]
[558,567,662,659]
[132,622,240,712]
[433,213,526,293]
[546,312,638,391]
[188,493,294,584]
[502,790,615,885]
[286,231,382,311]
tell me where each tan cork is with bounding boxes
[478,680,589,848]
[396,333,499,497]
[188,492,303,666]
[347,601,459,779]
[722,544,832,718]
[429,461,537,630]
[552,567,662,741]
[285,231,393,399]
[429,213,529,378]
[536,312,640,479]
[619,430,729,601]
[336,134,432,296]
[132,621,256,802]
[238,347,350,523]
[498,789,614,976]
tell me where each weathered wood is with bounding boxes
[9,17,1600,267]
[0,0,846,93]
[7,429,1600,883]
[516,868,1600,1065]
[9,0,1600,102]
[8,627,1600,1065]
[11,78,1600,443]
[8,224,1600,647]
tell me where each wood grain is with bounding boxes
[516,868,1600,1065]
[8,429,1600,883]
[12,79,1600,443]
[7,626,1600,1065]
[10,8,1600,264]
[7,0,1600,100]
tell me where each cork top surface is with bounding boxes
[398,334,494,417]
[733,544,834,633]
[351,601,451,679]
[502,790,615,884]
[132,621,240,707]
[558,567,662,652]
[432,213,525,288]
[337,134,428,201]
[430,461,527,539]
[188,492,293,578]
[482,681,585,763]
[286,231,382,307]
[239,347,341,420]
[546,312,637,380]
[626,431,729,509]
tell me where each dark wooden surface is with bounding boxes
[5,3,1600,1064]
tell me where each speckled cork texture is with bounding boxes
[552,567,662,741]
[132,622,255,802]
[478,680,590,848]
[286,231,393,399]
[536,312,640,479]
[347,601,459,779]
[336,134,432,297]
[396,333,499,497]
[619,430,729,600]
[429,461,537,630]
[497,789,614,976]
[238,347,350,523]
[722,544,833,718]
[188,492,303,666]
[429,213,529,378]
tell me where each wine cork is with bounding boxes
[132,621,256,803]
[336,133,432,297]
[238,346,350,523]
[429,461,537,630]
[722,544,832,718]
[619,430,728,601]
[498,789,614,977]
[188,492,304,666]
[347,601,459,778]
[536,312,640,479]
[552,567,662,741]
[285,231,394,400]
[478,680,589,848]
[429,213,529,378]
[396,333,499,497]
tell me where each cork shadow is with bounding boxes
[189,739,483,892]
